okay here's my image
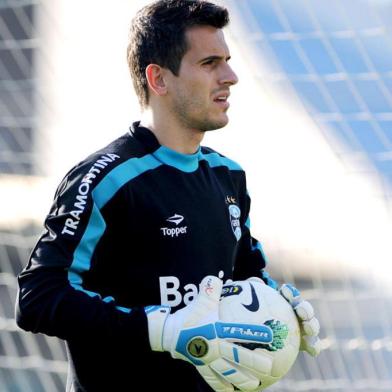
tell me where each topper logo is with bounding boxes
[161,213,187,237]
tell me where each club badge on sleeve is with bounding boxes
[228,204,241,241]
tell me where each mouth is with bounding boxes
[213,92,230,109]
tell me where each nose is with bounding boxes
[220,62,239,86]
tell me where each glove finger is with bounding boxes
[294,300,314,321]
[198,276,223,303]
[301,335,322,357]
[185,276,223,326]
[220,341,273,377]
[210,357,261,391]
[279,283,301,306]
[197,365,234,392]
[302,317,320,337]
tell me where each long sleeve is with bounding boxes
[15,156,150,350]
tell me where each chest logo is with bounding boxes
[228,204,242,241]
[161,213,188,237]
[166,214,184,226]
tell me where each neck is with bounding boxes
[140,107,204,154]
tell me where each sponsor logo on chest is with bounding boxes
[160,213,188,237]
[160,271,232,307]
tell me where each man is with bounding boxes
[16,1,321,391]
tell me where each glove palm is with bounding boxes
[146,276,275,391]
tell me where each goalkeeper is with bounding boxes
[16,1,321,391]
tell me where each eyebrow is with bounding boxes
[198,55,231,64]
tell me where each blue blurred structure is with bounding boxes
[0,1,36,175]
[222,1,392,391]
[228,0,392,194]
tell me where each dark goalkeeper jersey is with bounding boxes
[16,122,268,391]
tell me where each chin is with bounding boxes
[203,115,229,132]
[186,112,229,132]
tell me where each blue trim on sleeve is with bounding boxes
[251,241,264,254]
[116,306,132,314]
[251,240,269,265]
[68,203,106,287]
[93,154,162,208]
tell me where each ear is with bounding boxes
[145,64,167,97]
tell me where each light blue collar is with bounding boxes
[153,145,202,172]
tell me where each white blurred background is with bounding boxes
[1,0,392,390]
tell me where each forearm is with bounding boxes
[16,266,149,350]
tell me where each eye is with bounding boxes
[202,59,215,66]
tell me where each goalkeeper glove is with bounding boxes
[279,283,322,357]
[145,276,275,392]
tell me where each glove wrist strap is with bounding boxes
[145,306,170,352]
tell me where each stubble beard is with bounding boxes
[172,94,229,133]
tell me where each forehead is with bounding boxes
[184,25,230,61]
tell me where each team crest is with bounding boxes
[228,204,242,241]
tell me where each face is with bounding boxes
[165,25,238,132]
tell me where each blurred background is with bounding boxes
[1,0,392,390]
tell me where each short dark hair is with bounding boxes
[127,0,229,108]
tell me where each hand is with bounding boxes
[279,283,322,357]
[146,276,275,391]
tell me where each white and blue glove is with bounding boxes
[279,283,322,357]
[145,276,275,392]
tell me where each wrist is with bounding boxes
[162,311,176,352]
[145,305,170,352]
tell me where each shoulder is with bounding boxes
[53,132,148,204]
[200,146,244,172]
